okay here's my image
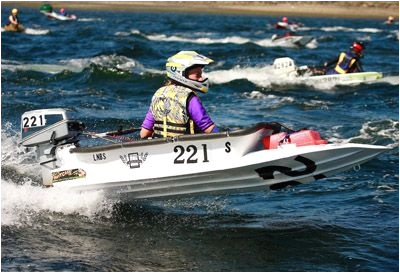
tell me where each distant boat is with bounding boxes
[271,34,314,47]
[39,3,77,21]
[40,10,77,21]
[273,57,383,86]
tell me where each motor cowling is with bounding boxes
[273,57,297,76]
[20,109,84,187]
[20,109,83,148]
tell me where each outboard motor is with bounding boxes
[20,109,84,186]
[273,57,297,76]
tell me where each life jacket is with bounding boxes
[334,52,357,74]
[150,85,195,138]
[9,14,19,25]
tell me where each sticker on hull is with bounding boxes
[52,168,86,183]
[120,152,148,169]
[255,155,327,190]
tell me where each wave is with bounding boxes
[208,65,274,86]
[327,119,399,148]
[208,65,394,90]
[4,55,392,90]
[136,30,317,48]
[115,29,150,37]
[350,119,399,148]
[1,27,50,35]
[146,33,251,45]
[77,18,104,22]
[320,26,382,33]
[1,62,84,74]
[242,91,295,106]
[1,54,163,75]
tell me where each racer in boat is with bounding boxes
[59,8,72,17]
[276,16,290,29]
[6,8,21,31]
[384,15,395,24]
[323,41,364,75]
[60,8,67,16]
[273,16,302,31]
[140,51,218,139]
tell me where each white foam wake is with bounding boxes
[1,124,116,226]
[1,180,112,226]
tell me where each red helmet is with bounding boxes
[351,42,364,54]
[60,8,65,13]
[282,17,288,23]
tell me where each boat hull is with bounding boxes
[41,11,77,21]
[50,130,389,199]
[303,71,383,85]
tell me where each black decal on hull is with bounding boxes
[269,181,302,190]
[313,174,326,180]
[255,156,317,179]
[225,142,231,153]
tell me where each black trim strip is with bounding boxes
[40,158,57,165]
[269,181,302,190]
[154,120,187,128]
[153,127,186,134]
[313,174,327,180]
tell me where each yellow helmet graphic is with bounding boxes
[166,51,214,93]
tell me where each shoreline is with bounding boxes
[2,1,399,19]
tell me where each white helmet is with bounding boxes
[166,51,214,93]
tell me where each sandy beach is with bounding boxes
[2,1,399,19]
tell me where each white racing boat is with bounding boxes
[273,57,383,85]
[20,109,389,199]
[40,11,77,21]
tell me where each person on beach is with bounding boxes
[140,51,218,139]
[7,8,21,30]
[324,41,365,74]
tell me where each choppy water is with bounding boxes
[1,5,399,272]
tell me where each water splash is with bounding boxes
[1,179,114,227]
[1,123,117,226]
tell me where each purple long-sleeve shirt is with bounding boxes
[141,95,215,132]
